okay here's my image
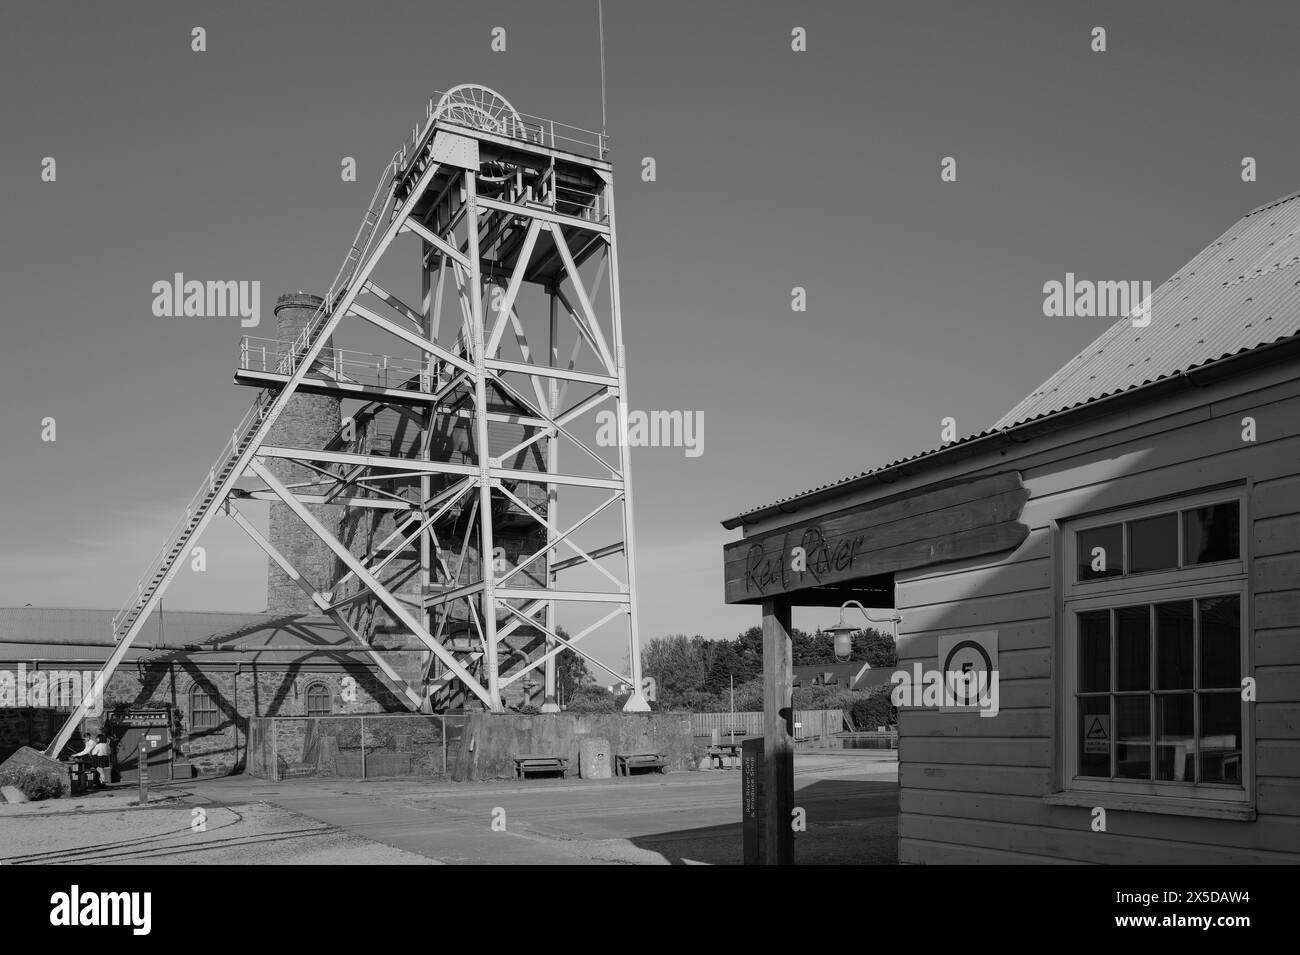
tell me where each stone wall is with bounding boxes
[90,661,400,777]
[452,711,700,781]
[247,713,464,780]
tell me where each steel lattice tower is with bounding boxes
[47,84,648,756]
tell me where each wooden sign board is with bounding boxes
[723,472,1029,604]
[113,709,170,729]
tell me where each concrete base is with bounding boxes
[621,691,651,712]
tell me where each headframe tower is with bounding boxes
[47,84,648,756]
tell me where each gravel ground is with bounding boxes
[0,799,439,865]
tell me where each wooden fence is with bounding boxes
[691,709,846,745]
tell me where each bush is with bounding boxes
[565,685,618,714]
[0,764,68,802]
[847,685,897,731]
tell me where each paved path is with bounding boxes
[175,752,899,865]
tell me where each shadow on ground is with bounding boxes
[627,778,899,865]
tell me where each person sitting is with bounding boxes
[74,734,112,789]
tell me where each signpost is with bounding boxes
[741,738,763,865]
[138,741,149,804]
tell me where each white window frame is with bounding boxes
[1059,486,1252,811]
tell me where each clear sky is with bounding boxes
[2,0,1298,649]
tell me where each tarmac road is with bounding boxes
[180,750,899,865]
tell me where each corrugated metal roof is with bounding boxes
[997,191,1300,428]
[0,608,359,660]
[724,192,1300,526]
[0,607,273,649]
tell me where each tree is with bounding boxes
[554,627,593,702]
[642,634,710,709]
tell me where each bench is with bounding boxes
[513,755,568,779]
[615,753,666,777]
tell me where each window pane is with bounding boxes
[1128,513,1179,573]
[1184,503,1239,565]
[1078,696,1110,777]
[1078,610,1110,692]
[1116,605,1151,691]
[1078,524,1123,580]
[1199,694,1243,785]
[190,688,218,730]
[1155,693,1194,781]
[1115,695,1151,780]
[1155,601,1193,690]
[1199,595,1241,688]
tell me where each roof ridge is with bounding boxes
[1245,189,1300,218]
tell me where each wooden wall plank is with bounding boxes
[1255,515,1300,558]
[899,527,1052,582]
[1256,627,1300,667]
[1255,667,1300,706]
[1257,701,1300,738]
[1253,554,1300,594]
[900,788,1300,850]
[1257,741,1300,777]
[900,592,1052,633]
[899,709,1052,738]
[1258,776,1300,816]
[901,737,1052,767]
[899,815,1300,867]
[898,620,1053,658]
[1252,473,1300,519]
[899,762,1054,795]
[1256,591,1300,630]
[897,557,1051,609]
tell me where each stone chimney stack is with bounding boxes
[265,292,342,614]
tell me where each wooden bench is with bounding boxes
[615,753,666,777]
[513,755,568,779]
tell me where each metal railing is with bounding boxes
[112,392,271,636]
[275,153,403,377]
[111,138,409,640]
[110,91,601,643]
[397,90,608,177]
[242,337,436,393]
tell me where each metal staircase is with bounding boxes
[44,147,409,757]
[40,84,646,758]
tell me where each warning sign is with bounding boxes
[1083,714,1110,754]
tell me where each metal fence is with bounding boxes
[690,710,847,747]
[248,714,468,782]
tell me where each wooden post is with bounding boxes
[762,597,794,865]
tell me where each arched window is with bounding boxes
[305,681,332,717]
[189,684,218,731]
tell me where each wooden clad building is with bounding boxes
[722,191,1300,864]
